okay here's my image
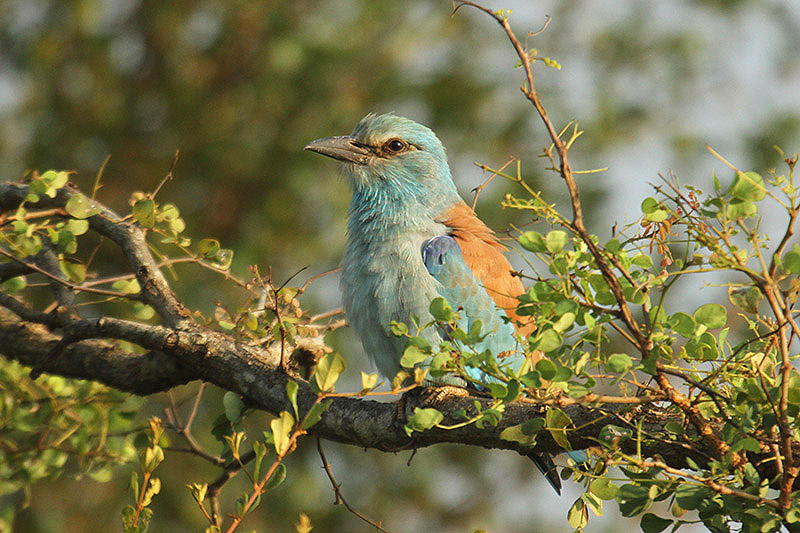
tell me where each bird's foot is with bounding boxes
[393,384,470,421]
[419,384,470,405]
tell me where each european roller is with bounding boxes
[305,113,563,493]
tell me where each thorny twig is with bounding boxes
[317,437,391,532]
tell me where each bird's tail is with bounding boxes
[529,453,562,495]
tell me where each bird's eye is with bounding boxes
[384,139,408,154]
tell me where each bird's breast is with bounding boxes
[340,224,447,374]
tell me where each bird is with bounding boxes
[305,112,563,493]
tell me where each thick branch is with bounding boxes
[0,306,728,471]
[0,308,192,394]
[1,179,792,493]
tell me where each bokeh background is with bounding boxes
[2,0,799,531]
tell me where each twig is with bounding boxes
[0,247,140,300]
[151,150,180,200]
[207,449,257,527]
[625,458,781,510]
[316,437,391,532]
[163,446,225,466]
[471,156,515,210]
[309,308,345,324]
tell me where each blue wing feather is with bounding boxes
[422,235,563,495]
[422,235,522,379]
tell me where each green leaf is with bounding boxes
[210,248,234,269]
[59,259,86,283]
[644,209,669,223]
[607,353,633,373]
[589,478,618,500]
[223,392,244,423]
[606,238,621,253]
[2,276,27,293]
[360,372,378,391]
[112,279,141,294]
[314,352,346,392]
[640,513,673,533]
[197,238,220,258]
[133,302,155,320]
[664,422,684,435]
[546,407,571,450]
[218,320,235,331]
[728,285,762,314]
[499,424,537,446]
[65,219,89,236]
[535,359,557,381]
[598,424,632,447]
[301,399,332,430]
[264,462,287,490]
[674,484,709,510]
[270,410,295,456]
[486,383,507,399]
[631,253,654,269]
[286,381,299,420]
[520,371,541,388]
[545,230,569,253]
[582,491,603,517]
[400,344,430,368]
[783,244,800,274]
[669,312,696,338]
[729,171,766,201]
[617,484,652,517]
[132,198,156,227]
[641,197,669,221]
[504,379,520,402]
[552,365,572,382]
[65,193,102,219]
[519,231,546,252]
[224,432,244,460]
[641,197,659,213]
[252,441,267,479]
[552,312,575,333]
[390,321,409,336]
[429,297,453,322]
[693,303,727,329]
[187,482,208,504]
[726,198,756,219]
[567,498,588,529]
[531,328,562,353]
[404,407,443,436]
[142,445,164,473]
[50,170,69,189]
[744,462,760,486]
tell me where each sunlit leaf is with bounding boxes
[404,407,443,437]
[546,407,571,450]
[728,171,766,201]
[693,303,727,329]
[132,198,156,227]
[223,392,244,423]
[314,352,346,392]
[270,410,295,456]
[65,193,101,219]
[519,231,546,252]
[545,230,568,253]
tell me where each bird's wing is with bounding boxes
[421,235,523,378]
[436,201,535,339]
[422,234,562,495]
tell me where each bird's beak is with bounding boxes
[304,136,371,165]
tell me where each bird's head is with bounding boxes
[305,114,459,211]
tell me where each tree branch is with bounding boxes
[1,178,793,494]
